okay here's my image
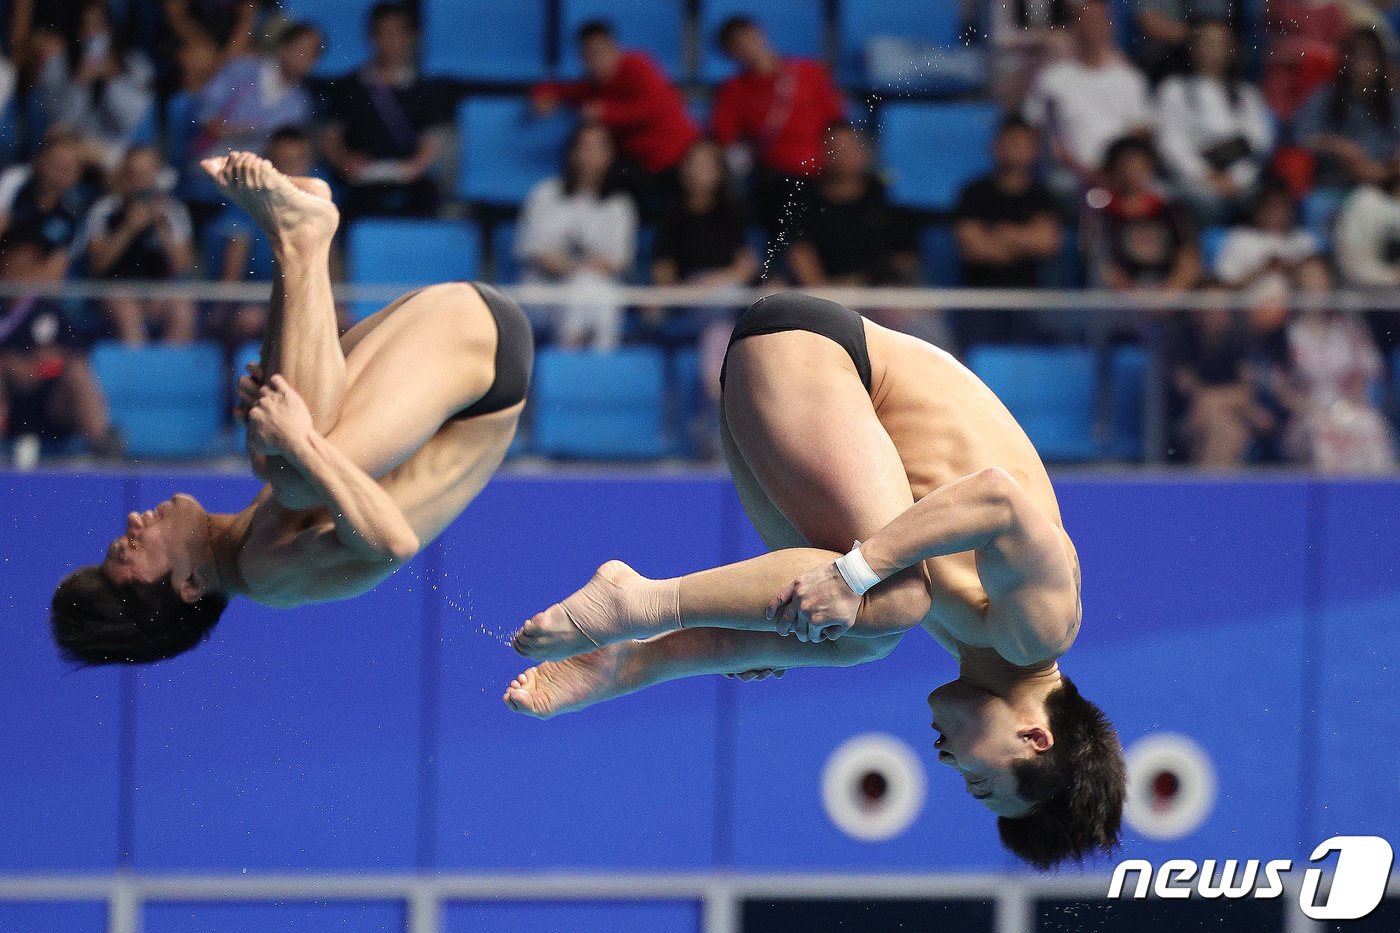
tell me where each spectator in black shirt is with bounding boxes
[651,139,759,455]
[952,117,1063,345]
[0,128,92,280]
[1091,136,1201,290]
[0,239,118,456]
[81,145,197,345]
[321,3,445,219]
[652,140,758,289]
[788,124,917,287]
[954,117,1062,288]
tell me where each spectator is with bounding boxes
[30,1,156,172]
[1090,137,1202,290]
[651,138,759,452]
[1024,0,1153,198]
[162,0,258,87]
[1156,20,1274,224]
[533,21,700,207]
[954,117,1062,289]
[81,145,196,346]
[516,123,638,350]
[1131,0,1237,83]
[788,124,917,288]
[986,0,1073,108]
[1295,29,1400,190]
[1335,156,1400,287]
[1214,182,1320,289]
[1261,0,1349,121]
[0,128,92,279]
[0,239,119,457]
[652,140,757,291]
[710,15,845,234]
[952,117,1063,345]
[1282,256,1396,471]
[193,21,322,161]
[206,126,315,347]
[1168,305,1273,466]
[321,3,447,220]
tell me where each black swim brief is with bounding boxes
[452,281,534,420]
[720,292,873,393]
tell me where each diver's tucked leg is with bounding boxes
[505,627,901,719]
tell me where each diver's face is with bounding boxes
[928,681,1039,818]
[101,494,205,588]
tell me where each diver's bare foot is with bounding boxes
[511,560,677,661]
[502,644,632,719]
[200,151,338,251]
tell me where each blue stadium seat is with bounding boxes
[282,0,374,76]
[1107,345,1146,461]
[966,345,1098,461]
[91,343,224,459]
[919,224,959,286]
[490,222,520,284]
[423,0,548,81]
[347,219,482,320]
[668,345,703,457]
[458,97,575,205]
[837,0,961,85]
[697,0,825,81]
[558,0,684,78]
[880,103,999,213]
[532,347,668,459]
[1201,226,1230,275]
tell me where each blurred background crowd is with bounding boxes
[2,0,1400,471]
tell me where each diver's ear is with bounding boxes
[177,568,209,604]
[1020,726,1053,753]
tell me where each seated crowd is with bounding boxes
[0,0,1398,471]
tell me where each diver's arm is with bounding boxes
[249,375,419,562]
[777,468,1077,661]
[859,467,1079,664]
[278,430,421,563]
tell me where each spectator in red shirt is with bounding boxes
[711,15,845,234]
[533,21,699,210]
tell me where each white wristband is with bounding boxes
[835,541,881,596]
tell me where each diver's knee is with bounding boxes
[863,570,931,635]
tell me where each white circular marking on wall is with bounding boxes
[821,732,927,842]
[1123,733,1218,841]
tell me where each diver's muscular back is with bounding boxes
[863,321,1079,653]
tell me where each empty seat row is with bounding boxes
[284,0,962,85]
[86,340,687,461]
[966,345,1146,462]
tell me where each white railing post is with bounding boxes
[407,882,441,933]
[109,877,139,933]
[702,879,740,933]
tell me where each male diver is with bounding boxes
[507,293,1123,869]
[50,153,531,663]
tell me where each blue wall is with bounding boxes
[0,472,1394,891]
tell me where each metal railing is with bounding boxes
[10,280,1400,466]
[0,870,1380,933]
[2,279,1399,310]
